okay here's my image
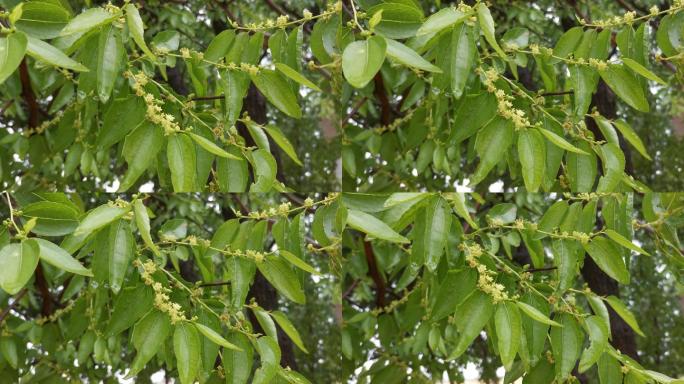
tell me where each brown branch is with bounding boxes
[343,97,367,126]
[0,288,28,324]
[34,263,53,316]
[19,59,40,128]
[0,99,14,116]
[199,281,232,287]
[540,90,574,97]
[343,279,360,298]
[363,240,386,307]
[264,0,299,19]
[527,266,558,273]
[231,195,250,216]
[190,94,224,101]
[373,73,392,126]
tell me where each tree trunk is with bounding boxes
[581,81,639,361]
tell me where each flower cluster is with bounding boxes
[588,58,609,71]
[371,282,422,316]
[462,242,508,303]
[225,62,260,76]
[126,71,182,135]
[228,2,340,31]
[138,259,189,324]
[476,264,509,303]
[374,107,418,135]
[36,299,76,325]
[483,68,530,130]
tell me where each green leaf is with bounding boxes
[567,140,597,192]
[604,229,650,256]
[173,322,201,384]
[537,127,587,154]
[134,200,159,256]
[578,316,609,373]
[550,313,583,380]
[14,1,70,39]
[222,69,250,128]
[448,193,478,229]
[599,65,649,112]
[274,62,321,91]
[495,302,522,370]
[430,268,477,321]
[471,118,514,185]
[367,2,423,39]
[168,134,197,192]
[271,311,308,353]
[20,201,79,236]
[0,240,40,295]
[553,239,578,293]
[516,301,562,327]
[250,149,277,192]
[598,353,624,384]
[448,290,494,359]
[34,238,93,276]
[551,27,583,64]
[223,333,253,384]
[622,57,666,85]
[596,143,625,192]
[257,255,306,304]
[385,38,442,73]
[195,323,242,350]
[60,8,116,36]
[0,32,28,84]
[251,69,302,118]
[254,336,281,383]
[97,96,146,149]
[346,209,409,243]
[107,220,134,293]
[584,236,630,284]
[204,29,235,62]
[262,125,302,166]
[571,65,597,118]
[124,3,156,61]
[342,36,387,88]
[119,122,164,191]
[412,196,451,270]
[127,310,172,378]
[476,3,507,60]
[279,249,318,275]
[217,147,248,192]
[586,293,611,335]
[252,306,276,339]
[96,25,122,103]
[186,131,240,159]
[612,119,651,161]
[644,370,684,384]
[74,203,129,237]
[105,284,154,336]
[449,23,476,98]
[416,7,467,36]
[26,36,88,71]
[604,295,645,337]
[518,129,546,192]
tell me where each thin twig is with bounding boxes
[0,288,28,324]
[189,94,224,101]
[199,281,232,287]
[540,90,574,96]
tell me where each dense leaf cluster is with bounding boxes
[2,0,684,383]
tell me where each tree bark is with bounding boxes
[581,81,639,361]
